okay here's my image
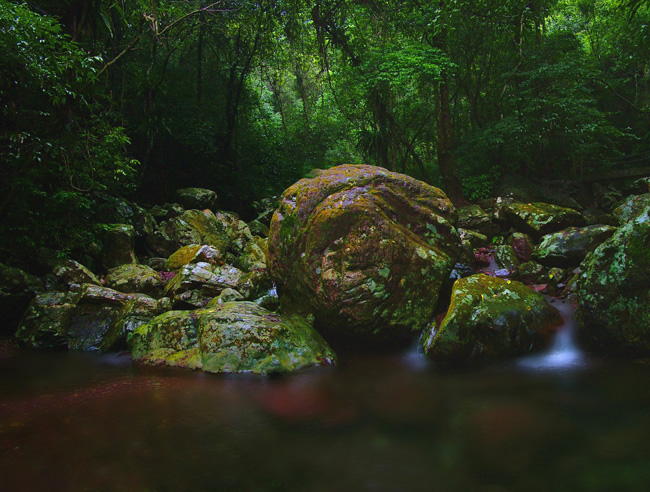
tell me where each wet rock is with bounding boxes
[105,264,164,297]
[513,261,545,285]
[129,301,336,374]
[165,244,224,271]
[15,292,79,348]
[458,228,489,265]
[101,224,137,269]
[576,206,650,356]
[175,187,218,211]
[533,225,617,267]
[132,204,157,238]
[422,274,560,364]
[207,288,245,307]
[500,201,586,238]
[268,164,460,344]
[612,194,650,225]
[53,259,101,287]
[248,219,270,238]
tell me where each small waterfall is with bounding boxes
[518,297,585,370]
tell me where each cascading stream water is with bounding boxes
[518,296,585,370]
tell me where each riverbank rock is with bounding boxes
[129,301,336,374]
[165,244,224,270]
[500,201,586,238]
[53,260,101,287]
[16,284,168,351]
[175,187,218,211]
[422,274,560,364]
[576,206,650,355]
[458,204,499,238]
[507,232,536,262]
[267,164,460,344]
[533,225,617,267]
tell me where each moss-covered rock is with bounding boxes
[164,262,246,308]
[16,284,167,351]
[494,244,520,271]
[101,224,137,269]
[612,194,650,225]
[0,262,44,336]
[105,264,164,297]
[165,244,224,271]
[576,206,650,355]
[53,259,101,287]
[235,236,268,272]
[458,228,489,265]
[500,201,586,238]
[457,204,499,238]
[268,164,460,343]
[533,225,617,267]
[422,274,560,364]
[507,232,536,262]
[175,187,218,211]
[129,302,336,374]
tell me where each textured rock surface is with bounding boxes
[0,262,44,336]
[576,206,650,355]
[165,244,224,271]
[422,274,560,364]
[129,301,336,374]
[53,260,101,287]
[101,224,137,269]
[612,194,650,225]
[267,164,460,342]
[500,201,586,237]
[175,187,218,211]
[105,264,164,297]
[533,225,617,267]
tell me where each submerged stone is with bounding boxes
[267,164,460,344]
[576,206,650,356]
[422,274,560,364]
[129,302,336,374]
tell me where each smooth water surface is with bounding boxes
[2,342,650,492]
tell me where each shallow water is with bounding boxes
[2,344,650,492]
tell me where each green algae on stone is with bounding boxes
[105,263,163,297]
[576,206,650,356]
[501,201,586,238]
[533,225,617,267]
[165,244,224,271]
[128,301,335,374]
[267,164,460,343]
[422,274,560,364]
[612,194,650,225]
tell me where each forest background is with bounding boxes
[1,0,649,266]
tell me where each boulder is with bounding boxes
[507,232,536,263]
[128,301,336,374]
[164,262,246,308]
[494,244,520,271]
[101,224,137,269]
[146,209,232,258]
[576,206,650,355]
[53,259,101,287]
[235,236,267,272]
[458,228,489,265]
[533,225,617,267]
[165,244,224,271]
[16,284,167,351]
[175,187,218,211]
[422,274,560,364]
[457,204,499,238]
[105,264,164,297]
[500,201,586,238]
[0,262,43,336]
[267,164,460,344]
[612,194,650,225]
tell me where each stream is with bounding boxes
[2,315,650,492]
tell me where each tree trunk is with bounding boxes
[435,77,464,205]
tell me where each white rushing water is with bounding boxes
[518,297,586,371]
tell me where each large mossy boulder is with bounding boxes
[175,187,218,211]
[500,201,586,238]
[576,206,650,356]
[128,301,336,374]
[267,164,461,343]
[16,284,168,351]
[533,225,617,267]
[165,244,224,271]
[422,274,560,364]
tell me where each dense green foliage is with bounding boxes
[1,0,649,263]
